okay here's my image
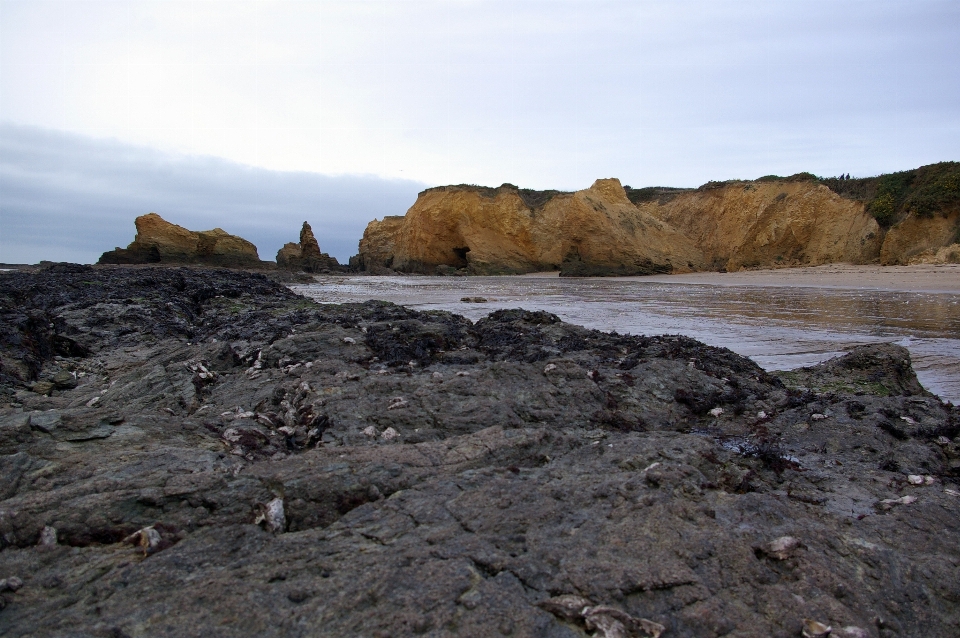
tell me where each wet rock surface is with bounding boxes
[1,265,959,637]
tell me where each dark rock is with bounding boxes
[51,370,77,390]
[0,266,957,636]
[27,410,60,433]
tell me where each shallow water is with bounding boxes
[294,276,960,403]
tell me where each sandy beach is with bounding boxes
[523,263,960,293]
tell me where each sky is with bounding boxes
[1,0,959,264]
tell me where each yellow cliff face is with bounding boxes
[636,181,882,271]
[880,211,960,265]
[99,212,263,266]
[134,212,201,258]
[357,216,407,273]
[359,179,705,275]
[354,174,960,275]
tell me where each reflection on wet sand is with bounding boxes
[294,276,960,403]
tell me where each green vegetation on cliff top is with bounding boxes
[820,162,960,227]
[426,162,960,229]
[421,183,572,210]
[624,162,959,229]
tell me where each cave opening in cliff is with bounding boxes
[452,246,470,268]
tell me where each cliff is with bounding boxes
[812,162,960,266]
[276,221,341,272]
[633,179,883,271]
[350,216,406,274]
[356,179,705,276]
[98,213,265,268]
[881,211,960,265]
[354,162,959,276]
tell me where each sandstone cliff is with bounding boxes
[99,213,264,268]
[351,216,406,274]
[276,221,341,272]
[353,162,959,276]
[819,162,960,266]
[880,211,960,265]
[634,180,883,271]
[356,179,704,276]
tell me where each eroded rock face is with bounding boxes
[351,215,406,273]
[0,267,959,636]
[880,211,960,265]
[98,213,264,268]
[275,222,341,273]
[636,180,883,271]
[353,166,960,276]
[355,179,705,276]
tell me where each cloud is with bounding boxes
[0,124,427,264]
[2,1,958,189]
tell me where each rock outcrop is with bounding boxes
[880,211,960,265]
[356,179,704,276]
[350,215,406,274]
[634,179,883,271]
[903,242,960,265]
[1,266,959,636]
[98,212,264,268]
[353,162,959,276]
[276,221,341,273]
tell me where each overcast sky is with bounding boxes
[2,0,959,264]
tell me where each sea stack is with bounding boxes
[98,213,264,268]
[276,221,341,273]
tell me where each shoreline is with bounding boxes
[5,261,960,293]
[518,263,960,293]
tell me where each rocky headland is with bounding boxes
[353,162,960,276]
[354,179,704,276]
[1,264,959,636]
[99,213,266,269]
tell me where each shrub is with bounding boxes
[820,162,960,228]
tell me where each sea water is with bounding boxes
[294,275,960,404]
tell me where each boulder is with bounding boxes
[275,222,341,273]
[98,213,265,268]
[355,179,705,276]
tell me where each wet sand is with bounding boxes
[523,264,960,293]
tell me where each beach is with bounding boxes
[520,263,960,293]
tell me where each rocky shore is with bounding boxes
[1,265,959,637]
